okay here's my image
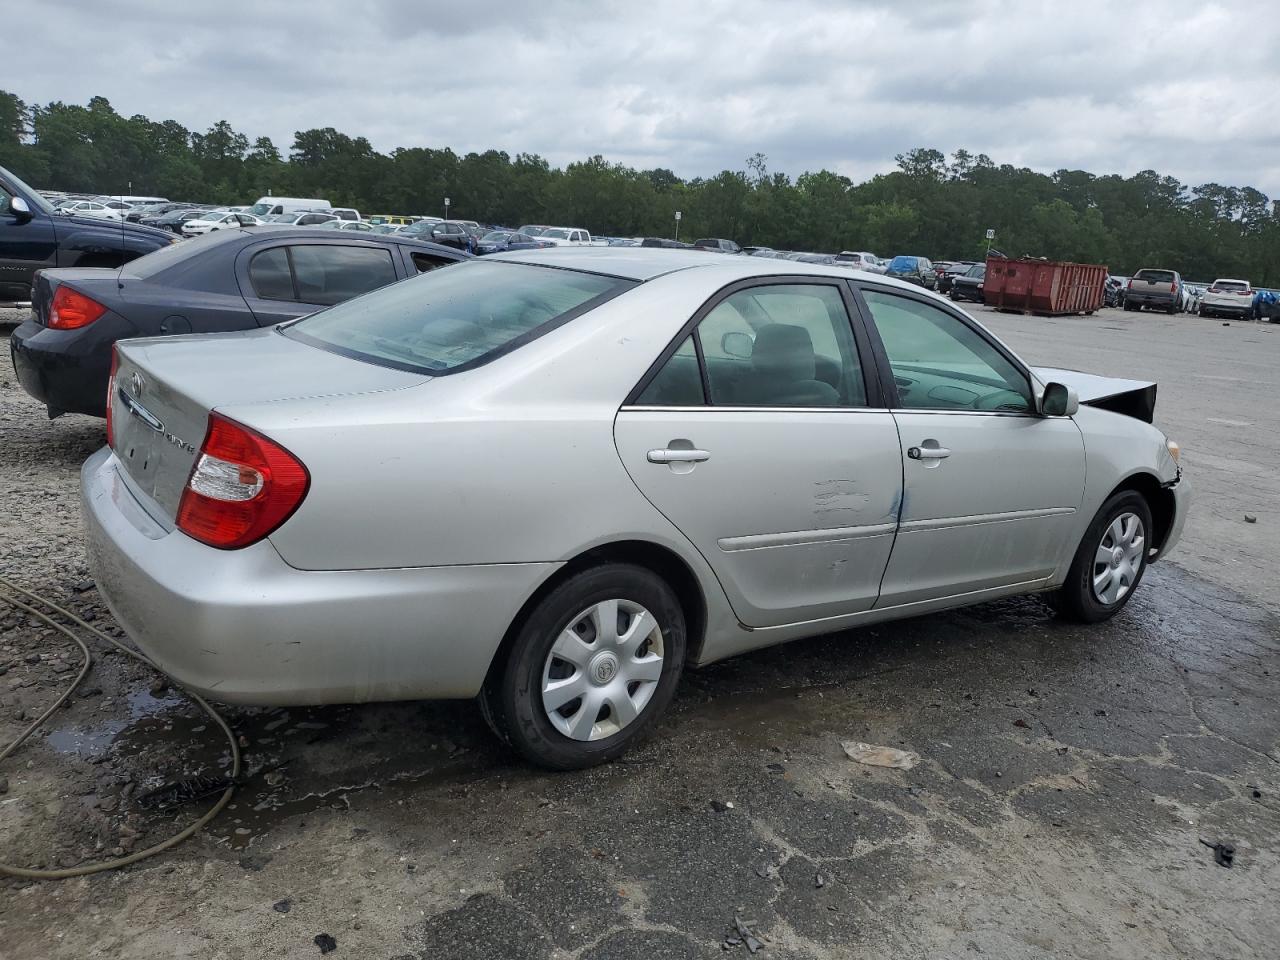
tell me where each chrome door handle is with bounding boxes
[907,445,950,460]
[647,448,710,464]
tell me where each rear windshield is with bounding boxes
[1214,280,1248,291]
[1135,269,1176,282]
[284,261,632,374]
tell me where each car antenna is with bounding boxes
[117,180,129,289]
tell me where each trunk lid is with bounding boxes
[32,268,136,326]
[111,327,429,521]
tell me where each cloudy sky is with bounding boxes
[12,0,1280,195]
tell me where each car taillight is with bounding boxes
[105,348,118,449]
[176,413,309,550]
[1127,279,1134,289]
[1171,283,1177,292]
[48,285,108,330]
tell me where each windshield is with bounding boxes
[285,261,632,375]
[966,264,985,278]
[888,256,918,271]
[518,226,547,236]
[1,168,58,216]
[481,231,511,243]
[263,213,295,222]
[541,229,572,239]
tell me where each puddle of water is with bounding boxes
[45,688,185,757]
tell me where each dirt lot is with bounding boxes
[1,306,1277,959]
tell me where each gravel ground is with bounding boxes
[1,307,1277,959]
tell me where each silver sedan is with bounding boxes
[84,248,1189,768]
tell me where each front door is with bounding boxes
[856,287,1086,607]
[615,280,903,628]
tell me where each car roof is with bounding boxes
[488,246,925,289]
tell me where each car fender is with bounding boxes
[1051,404,1179,584]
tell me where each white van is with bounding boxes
[248,196,332,218]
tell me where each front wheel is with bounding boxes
[1055,491,1153,623]
[480,564,686,769]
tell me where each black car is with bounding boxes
[400,219,481,252]
[126,201,190,223]
[639,237,692,248]
[10,228,467,418]
[948,263,986,303]
[0,163,175,302]
[139,207,213,232]
[475,230,549,255]
[936,261,977,294]
[692,238,742,253]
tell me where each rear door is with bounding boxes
[615,279,903,628]
[236,239,405,325]
[855,286,1085,607]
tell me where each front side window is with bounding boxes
[636,284,866,408]
[286,260,630,373]
[861,290,1032,413]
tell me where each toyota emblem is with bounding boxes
[130,372,144,397]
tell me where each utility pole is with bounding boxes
[444,197,451,221]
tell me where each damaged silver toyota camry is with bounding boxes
[84,248,1188,768]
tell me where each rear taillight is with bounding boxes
[1171,282,1177,293]
[105,348,118,449]
[1127,279,1134,289]
[48,285,108,330]
[176,413,309,550]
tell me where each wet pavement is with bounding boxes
[2,312,1279,958]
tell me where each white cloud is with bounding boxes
[12,0,1280,194]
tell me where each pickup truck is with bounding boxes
[534,227,604,247]
[1124,268,1182,313]
[1198,278,1253,319]
[0,163,174,303]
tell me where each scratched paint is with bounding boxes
[812,479,870,516]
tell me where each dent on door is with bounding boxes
[615,409,904,627]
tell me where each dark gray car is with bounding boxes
[10,227,467,417]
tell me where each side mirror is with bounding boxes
[721,331,753,359]
[9,196,32,222]
[1041,382,1079,417]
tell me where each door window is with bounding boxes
[862,290,1032,412]
[635,284,866,408]
[248,247,295,300]
[289,245,398,305]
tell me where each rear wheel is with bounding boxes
[480,564,686,769]
[1055,491,1153,623]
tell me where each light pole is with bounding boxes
[444,197,451,221]
[674,210,682,242]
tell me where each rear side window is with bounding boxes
[636,336,703,405]
[249,247,294,300]
[286,261,631,374]
[290,245,397,305]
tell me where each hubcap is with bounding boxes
[1091,512,1145,605]
[540,599,664,742]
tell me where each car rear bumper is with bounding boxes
[1126,293,1175,307]
[82,447,558,706]
[9,315,122,417]
[1200,299,1251,315]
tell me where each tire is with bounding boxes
[480,563,686,769]
[949,288,959,301]
[1198,306,1207,318]
[1055,491,1153,624]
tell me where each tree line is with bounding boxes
[2,91,1277,283]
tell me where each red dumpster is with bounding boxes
[983,257,1107,315]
